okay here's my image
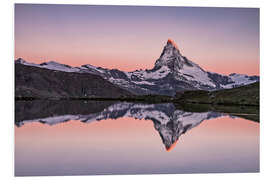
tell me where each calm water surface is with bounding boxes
[15,101,259,176]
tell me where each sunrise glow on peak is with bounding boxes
[166,140,179,152]
[167,39,179,50]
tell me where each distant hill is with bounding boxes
[175,82,259,106]
[15,63,132,99]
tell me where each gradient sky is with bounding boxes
[15,4,259,75]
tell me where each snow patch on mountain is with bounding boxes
[221,73,258,88]
[15,58,41,68]
[39,61,80,72]
[178,63,216,88]
[17,114,79,127]
[128,66,170,80]
[133,81,155,85]
[81,64,106,73]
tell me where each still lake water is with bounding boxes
[15,100,259,176]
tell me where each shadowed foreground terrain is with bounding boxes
[175,82,259,106]
[15,64,131,99]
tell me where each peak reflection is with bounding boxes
[15,100,258,151]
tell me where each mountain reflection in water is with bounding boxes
[15,100,259,151]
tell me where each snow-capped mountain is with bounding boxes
[16,101,223,150]
[15,39,259,95]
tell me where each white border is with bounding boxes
[9,0,263,7]
[1,0,270,180]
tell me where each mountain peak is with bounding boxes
[167,39,179,50]
[154,39,184,70]
[15,58,26,64]
[40,61,61,65]
[166,139,179,152]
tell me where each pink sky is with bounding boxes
[15,4,259,75]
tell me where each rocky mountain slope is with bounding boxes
[15,39,259,96]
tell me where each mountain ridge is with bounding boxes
[15,39,259,96]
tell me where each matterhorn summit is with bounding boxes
[155,39,186,71]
